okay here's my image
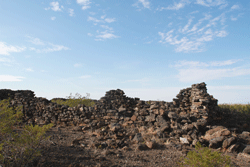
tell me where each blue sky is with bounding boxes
[1,0,250,104]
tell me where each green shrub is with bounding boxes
[51,92,95,107]
[178,142,233,167]
[0,99,53,167]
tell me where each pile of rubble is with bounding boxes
[1,82,250,159]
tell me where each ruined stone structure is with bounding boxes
[1,82,250,156]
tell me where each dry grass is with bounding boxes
[51,93,95,107]
[218,103,250,114]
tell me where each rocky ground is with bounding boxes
[33,126,250,167]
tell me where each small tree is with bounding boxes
[178,142,233,167]
[0,99,53,166]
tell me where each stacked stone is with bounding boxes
[122,83,219,146]
[10,91,53,125]
[163,83,216,144]
[0,89,34,100]
[98,89,139,124]
[100,89,139,110]
[190,83,218,123]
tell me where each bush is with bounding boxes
[178,142,233,167]
[51,92,95,107]
[0,99,53,167]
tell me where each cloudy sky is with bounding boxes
[1,0,250,103]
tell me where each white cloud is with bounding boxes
[174,60,208,68]
[82,6,90,10]
[164,2,185,10]
[27,36,45,45]
[51,16,56,20]
[74,63,82,67]
[96,31,119,40]
[27,36,70,53]
[105,18,116,23]
[77,0,91,5]
[177,68,250,82]
[180,18,193,33]
[159,13,228,52]
[159,0,190,11]
[29,44,69,53]
[87,14,117,41]
[216,30,227,37]
[0,75,25,82]
[159,30,204,52]
[101,15,106,19]
[42,44,69,53]
[0,42,26,55]
[230,13,243,21]
[138,0,150,9]
[100,25,113,30]
[77,0,91,10]
[88,16,101,23]
[173,60,249,83]
[196,0,227,8]
[50,1,63,12]
[231,4,240,10]
[79,75,91,79]
[26,68,34,72]
[168,22,173,27]
[174,59,240,68]
[133,0,150,10]
[231,16,237,21]
[69,8,74,16]
[210,60,240,66]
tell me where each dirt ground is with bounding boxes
[31,126,250,167]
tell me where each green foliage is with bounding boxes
[51,92,95,107]
[0,99,53,167]
[178,142,233,167]
[0,99,23,137]
[218,104,250,114]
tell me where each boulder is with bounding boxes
[209,136,225,148]
[203,126,231,141]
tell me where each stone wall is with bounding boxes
[0,83,217,142]
[0,83,216,127]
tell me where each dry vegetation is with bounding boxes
[218,103,250,114]
[51,93,95,107]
